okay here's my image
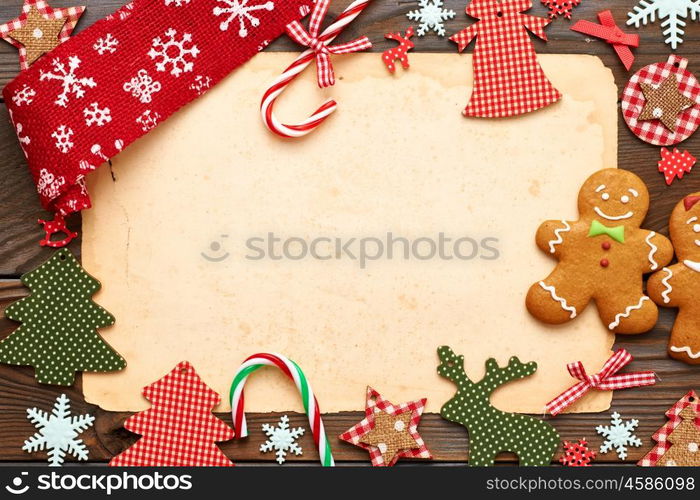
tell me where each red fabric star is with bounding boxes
[559,439,597,466]
[339,387,432,466]
[0,0,85,71]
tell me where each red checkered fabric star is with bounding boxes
[0,0,85,71]
[450,0,561,118]
[545,349,656,416]
[109,361,235,467]
[639,390,700,466]
[658,147,696,185]
[570,10,638,71]
[286,0,371,88]
[622,55,700,146]
[559,438,596,466]
[339,387,432,466]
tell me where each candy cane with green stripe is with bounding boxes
[229,353,335,466]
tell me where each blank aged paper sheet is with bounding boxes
[82,53,618,413]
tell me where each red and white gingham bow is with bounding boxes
[286,0,372,88]
[546,349,656,416]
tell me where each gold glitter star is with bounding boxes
[359,410,419,463]
[638,75,697,131]
[8,7,67,66]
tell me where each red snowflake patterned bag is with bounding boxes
[3,0,311,232]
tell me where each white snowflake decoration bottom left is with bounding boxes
[23,394,94,466]
[260,415,305,464]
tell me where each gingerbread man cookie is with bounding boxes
[648,194,700,364]
[526,169,673,334]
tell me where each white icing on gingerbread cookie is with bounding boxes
[645,231,659,270]
[608,296,649,330]
[670,345,700,359]
[538,281,576,318]
[548,220,571,254]
[660,267,673,304]
[684,259,700,273]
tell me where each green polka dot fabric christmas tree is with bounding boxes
[0,248,125,385]
[437,346,559,466]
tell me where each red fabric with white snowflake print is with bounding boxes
[450,0,561,118]
[3,0,312,219]
[109,361,235,467]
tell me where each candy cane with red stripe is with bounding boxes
[261,0,373,138]
[229,353,334,466]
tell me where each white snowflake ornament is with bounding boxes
[407,0,456,37]
[596,412,643,460]
[23,394,95,467]
[260,415,305,464]
[627,0,700,49]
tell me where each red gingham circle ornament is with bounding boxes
[622,55,700,146]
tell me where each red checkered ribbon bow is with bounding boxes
[570,10,638,70]
[546,349,656,416]
[286,0,371,88]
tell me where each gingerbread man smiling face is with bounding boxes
[648,193,700,364]
[527,169,673,334]
[577,170,649,228]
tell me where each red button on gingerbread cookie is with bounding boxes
[526,169,673,334]
[648,194,700,364]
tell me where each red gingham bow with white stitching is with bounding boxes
[546,349,656,416]
[286,0,372,88]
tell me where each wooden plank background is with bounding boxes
[0,0,699,465]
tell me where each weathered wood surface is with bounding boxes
[0,0,699,464]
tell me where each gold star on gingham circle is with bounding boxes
[638,75,697,131]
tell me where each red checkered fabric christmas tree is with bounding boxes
[109,361,234,467]
[639,390,699,466]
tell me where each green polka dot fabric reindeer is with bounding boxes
[437,346,559,466]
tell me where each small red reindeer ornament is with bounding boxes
[382,26,415,74]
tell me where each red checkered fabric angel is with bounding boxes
[639,390,700,466]
[109,361,235,467]
[450,0,561,118]
[0,0,85,71]
[2,0,312,240]
[339,386,431,467]
[621,55,700,146]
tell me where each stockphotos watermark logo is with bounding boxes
[3,471,192,496]
[201,232,501,269]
